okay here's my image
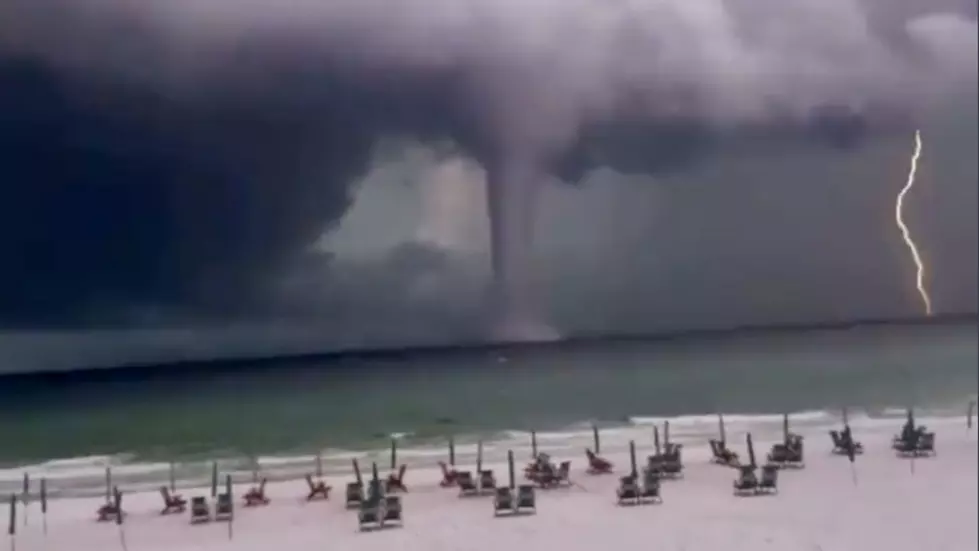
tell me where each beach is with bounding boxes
[6,410,977,551]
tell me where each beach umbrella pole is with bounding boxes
[8,494,15,551]
[390,439,397,471]
[105,467,112,504]
[530,431,538,459]
[114,488,127,551]
[20,474,28,529]
[39,479,47,535]
[592,425,600,454]
[315,451,323,478]
[718,414,726,446]
[477,441,483,474]
[507,450,515,489]
[226,475,233,541]
[169,461,177,493]
[629,440,638,476]
[448,436,456,466]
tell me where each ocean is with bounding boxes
[0,321,975,499]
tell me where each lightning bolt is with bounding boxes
[894,129,932,316]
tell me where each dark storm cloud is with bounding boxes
[0,0,975,325]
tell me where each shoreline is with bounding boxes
[4,404,972,501]
[5,413,976,551]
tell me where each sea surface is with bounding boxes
[0,321,975,499]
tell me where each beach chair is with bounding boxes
[386,464,408,493]
[616,475,640,506]
[758,465,778,494]
[733,466,758,496]
[639,471,662,504]
[493,487,515,516]
[345,482,364,509]
[381,495,403,527]
[214,493,234,522]
[550,461,572,488]
[438,461,459,487]
[515,484,536,513]
[916,432,936,456]
[457,471,478,497]
[159,486,187,515]
[768,435,805,468]
[893,423,919,454]
[96,501,123,523]
[585,448,613,474]
[829,430,864,456]
[244,478,270,507]
[479,469,497,493]
[658,449,684,479]
[710,439,739,466]
[189,496,211,524]
[305,474,331,501]
[358,497,381,531]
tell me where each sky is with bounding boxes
[0,0,975,362]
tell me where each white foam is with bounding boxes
[1,407,969,498]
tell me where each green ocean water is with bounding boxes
[0,322,974,467]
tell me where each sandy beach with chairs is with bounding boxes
[6,412,977,551]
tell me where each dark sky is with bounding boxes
[0,0,975,365]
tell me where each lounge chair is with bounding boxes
[639,471,662,504]
[829,430,864,456]
[535,460,569,488]
[515,484,536,513]
[616,475,640,506]
[733,466,758,496]
[916,432,936,456]
[479,470,497,493]
[710,439,739,466]
[345,482,364,509]
[456,471,478,497]
[893,423,919,454]
[386,464,408,493]
[757,465,778,494]
[159,486,187,515]
[549,461,572,488]
[214,493,234,522]
[189,496,211,524]
[768,435,805,468]
[381,495,403,527]
[358,497,381,531]
[438,461,459,487]
[585,449,613,474]
[244,478,270,507]
[96,501,123,523]
[305,474,331,501]
[657,448,684,478]
[493,487,515,516]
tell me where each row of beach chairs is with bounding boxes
[647,443,684,478]
[767,434,805,469]
[493,485,537,516]
[524,454,573,488]
[733,465,779,496]
[892,425,936,457]
[616,471,662,505]
[358,494,404,531]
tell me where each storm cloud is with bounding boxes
[0,0,975,336]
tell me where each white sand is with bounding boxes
[6,414,977,551]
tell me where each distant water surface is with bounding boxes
[0,322,974,465]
